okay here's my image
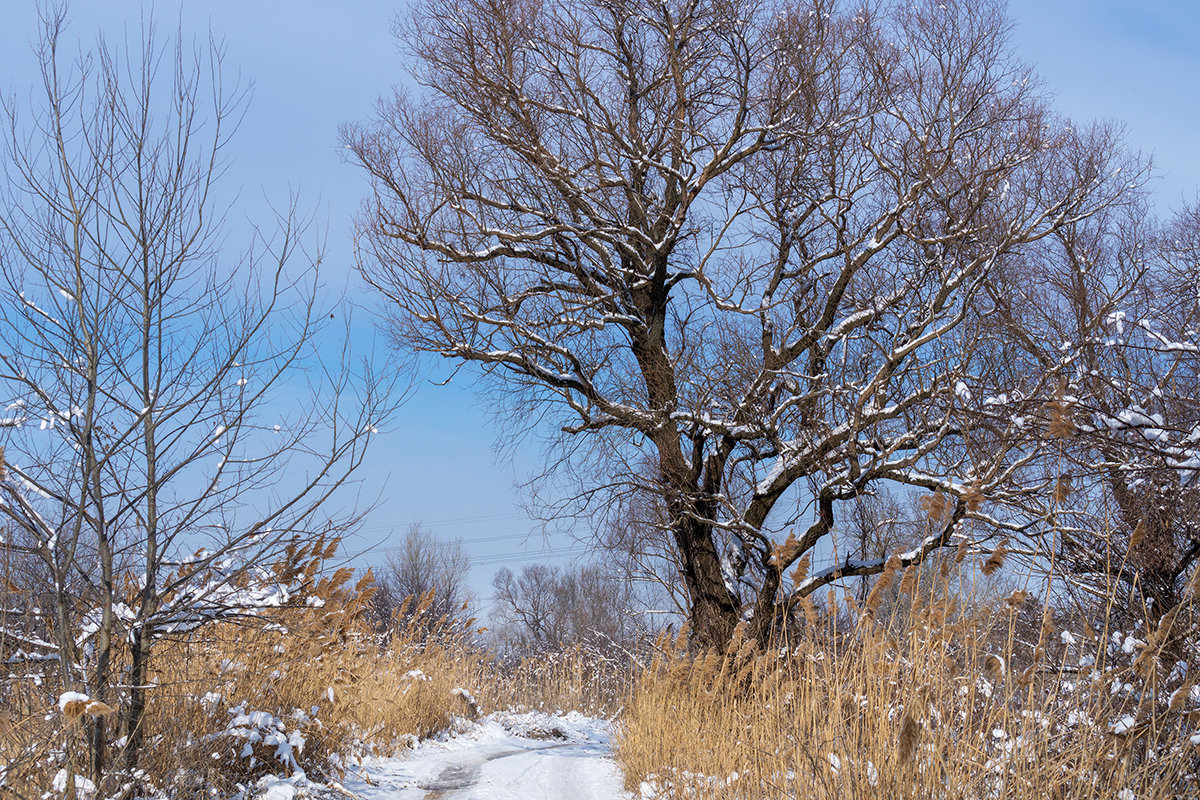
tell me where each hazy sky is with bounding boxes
[0,1,1197,604]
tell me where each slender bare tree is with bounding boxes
[374,522,474,635]
[0,9,394,790]
[347,0,1138,648]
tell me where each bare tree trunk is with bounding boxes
[123,625,154,770]
[671,515,739,650]
[88,533,113,783]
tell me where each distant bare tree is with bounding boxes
[348,0,1139,648]
[374,523,473,635]
[0,9,393,791]
[491,562,640,653]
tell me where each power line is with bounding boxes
[354,511,525,534]
[468,546,585,568]
[371,531,555,554]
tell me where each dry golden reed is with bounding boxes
[982,653,1005,680]
[1130,519,1149,551]
[798,595,820,628]
[898,564,918,598]
[772,532,801,566]
[1053,475,1073,502]
[1046,394,1077,438]
[919,492,948,523]
[865,555,902,615]
[981,541,1008,576]
[791,553,811,584]
[59,698,87,721]
[1004,589,1028,610]
[616,582,1200,800]
[963,484,984,512]
[954,536,970,565]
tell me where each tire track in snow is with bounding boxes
[421,741,626,800]
[420,744,568,796]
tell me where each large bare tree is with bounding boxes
[0,10,393,790]
[347,0,1137,648]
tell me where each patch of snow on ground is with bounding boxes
[341,711,630,800]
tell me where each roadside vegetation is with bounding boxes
[7,541,1199,798]
[618,558,1200,799]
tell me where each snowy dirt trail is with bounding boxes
[340,712,632,800]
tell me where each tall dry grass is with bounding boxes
[617,564,1200,799]
[132,598,487,796]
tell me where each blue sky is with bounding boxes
[0,1,1197,604]
[1006,0,1200,206]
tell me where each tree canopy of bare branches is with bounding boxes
[984,196,1200,622]
[347,0,1141,648]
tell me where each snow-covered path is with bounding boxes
[340,712,632,800]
